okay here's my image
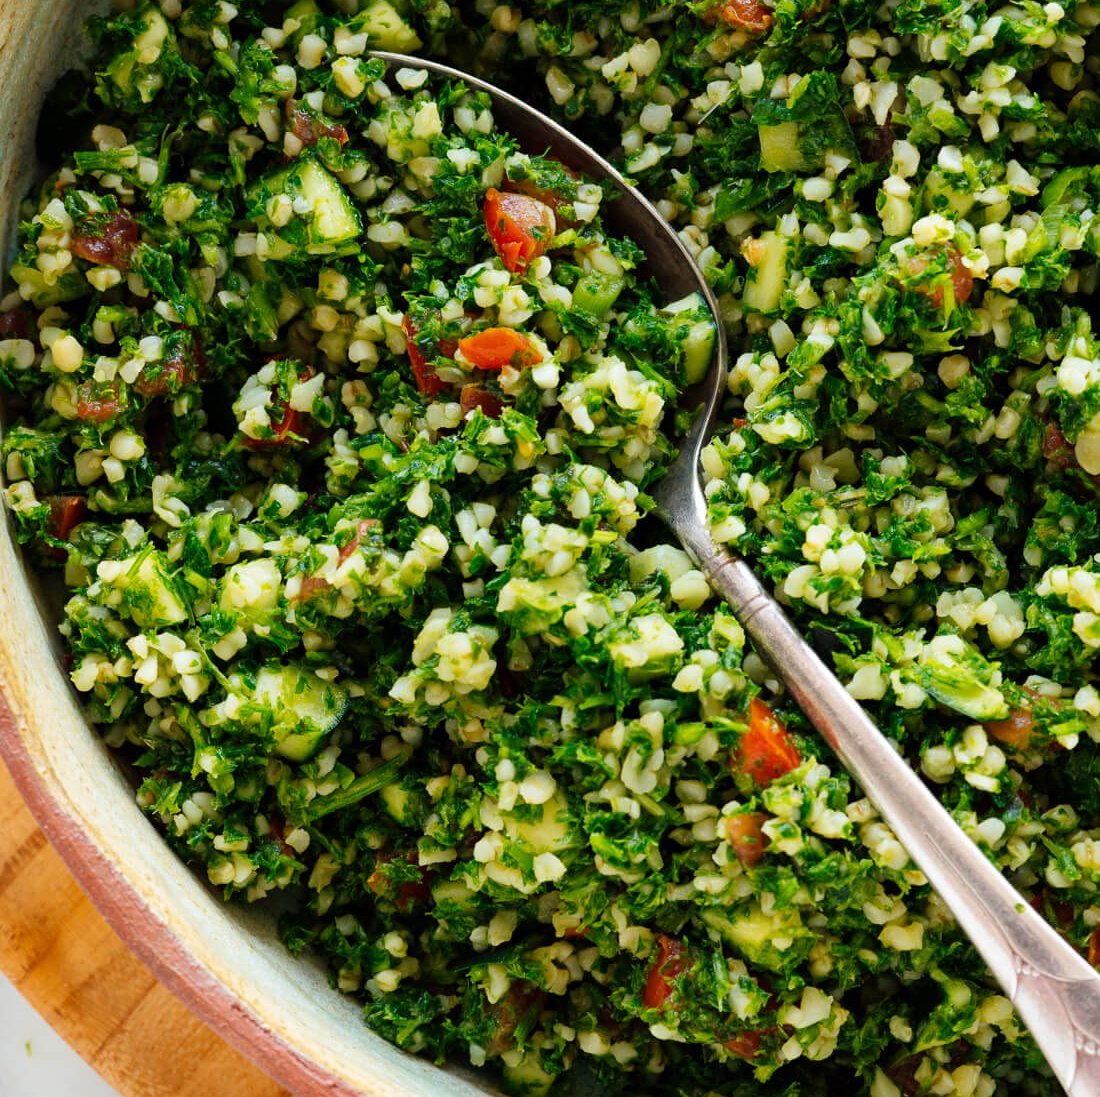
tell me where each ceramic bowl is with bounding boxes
[0,4,492,1094]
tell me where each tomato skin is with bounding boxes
[337,518,380,566]
[134,334,205,397]
[985,707,1034,751]
[76,380,122,423]
[460,384,505,418]
[487,982,546,1056]
[908,244,974,310]
[735,699,801,786]
[403,315,451,397]
[483,188,556,274]
[367,850,432,912]
[243,364,314,449]
[642,934,691,1009]
[285,98,349,147]
[457,328,541,371]
[47,495,87,540]
[723,1029,764,1061]
[723,812,770,867]
[707,0,774,31]
[72,209,140,271]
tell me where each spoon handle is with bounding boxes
[677,520,1100,1096]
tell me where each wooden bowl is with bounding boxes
[0,5,491,1095]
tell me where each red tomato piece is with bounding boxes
[337,519,379,566]
[1090,927,1100,968]
[907,244,974,310]
[46,496,87,543]
[985,708,1035,751]
[243,365,314,449]
[285,98,349,147]
[403,315,451,397]
[134,333,205,397]
[1042,420,1077,472]
[483,188,556,274]
[460,384,505,419]
[71,209,140,271]
[735,699,801,786]
[458,328,541,371]
[723,812,770,867]
[75,380,122,423]
[707,0,775,31]
[487,982,546,1056]
[723,1029,764,1061]
[367,849,432,912]
[642,934,692,1009]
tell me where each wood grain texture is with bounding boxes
[0,756,289,1097]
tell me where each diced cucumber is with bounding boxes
[573,272,624,319]
[285,0,322,44]
[759,122,808,174]
[917,644,1008,722]
[431,877,478,908]
[504,790,574,853]
[252,663,348,761]
[251,156,361,257]
[105,9,176,104]
[9,264,87,308]
[742,230,790,314]
[702,902,805,972]
[118,547,189,629]
[502,1053,558,1097]
[919,169,975,217]
[380,781,426,826]
[661,292,717,385]
[348,0,423,52]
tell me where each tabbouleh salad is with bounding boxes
[3,0,1100,1093]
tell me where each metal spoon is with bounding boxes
[375,51,1100,1094]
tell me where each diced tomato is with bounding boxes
[723,812,770,867]
[266,816,300,860]
[46,496,88,542]
[1042,420,1077,472]
[75,380,122,423]
[483,188,556,274]
[403,315,450,397]
[134,333,205,397]
[244,403,306,449]
[243,364,313,449]
[723,1029,765,1061]
[457,328,541,371]
[71,209,140,271]
[908,244,974,310]
[487,982,546,1056]
[504,170,579,224]
[294,575,332,603]
[460,384,505,419]
[367,849,432,912]
[285,98,349,147]
[642,934,692,1009]
[735,699,801,786]
[0,307,34,340]
[984,708,1035,751]
[706,0,774,32]
[337,518,379,566]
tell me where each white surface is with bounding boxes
[0,972,122,1097]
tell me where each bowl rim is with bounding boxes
[0,696,365,1097]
